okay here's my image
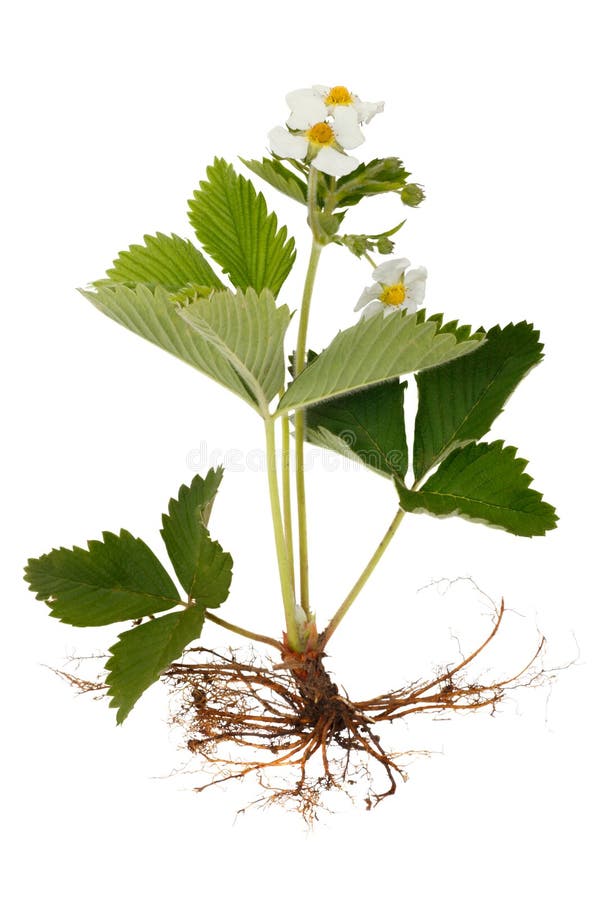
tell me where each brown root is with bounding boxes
[165,599,547,821]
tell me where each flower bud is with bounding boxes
[400,183,426,207]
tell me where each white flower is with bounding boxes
[268,108,363,178]
[287,84,384,127]
[355,258,428,319]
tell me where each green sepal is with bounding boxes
[413,321,543,481]
[305,380,409,480]
[188,158,296,296]
[106,606,206,724]
[161,471,233,606]
[24,530,181,626]
[397,440,558,537]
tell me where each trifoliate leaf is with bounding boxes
[82,283,258,410]
[240,157,307,204]
[24,530,181,626]
[105,606,205,724]
[278,311,484,413]
[179,288,291,413]
[101,232,223,291]
[413,322,543,481]
[396,441,558,537]
[161,472,233,606]
[188,158,296,295]
[305,380,409,480]
[331,158,411,208]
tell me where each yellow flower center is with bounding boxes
[325,85,353,106]
[306,121,335,146]
[381,283,406,307]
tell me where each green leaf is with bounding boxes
[101,232,223,291]
[161,472,233,606]
[331,158,411,208]
[106,606,205,724]
[396,441,558,537]
[188,158,296,295]
[305,380,408,479]
[24,530,181,626]
[279,310,484,413]
[179,288,291,412]
[413,322,544,481]
[82,283,258,409]
[240,157,307,204]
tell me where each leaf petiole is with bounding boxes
[322,506,406,647]
[205,611,284,652]
[264,416,301,650]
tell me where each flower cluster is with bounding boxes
[269,83,383,177]
[269,84,427,316]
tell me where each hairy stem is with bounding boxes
[205,611,283,652]
[264,416,301,651]
[280,406,295,586]
[295,166,323,618]
[322,507,406,647]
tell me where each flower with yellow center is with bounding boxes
[355,258,428,319]
[286,84,385,127]
[268,109,364,177]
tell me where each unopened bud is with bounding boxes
[400,183,426,207]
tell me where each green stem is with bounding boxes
[205,611,283,652]
[264,416,301,651]
[280,406,295,585]
[322,507,406,647]
[295,226,323,619]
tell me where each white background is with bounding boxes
[2,1,598,897]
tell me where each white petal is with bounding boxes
[285,90,327,129]
[404,265,428,285]
[372,258,410,284]
[312,146,359,177]
[332,106,365,149]
[311,84,330,97]
[360,300,384,319]
[354,284,382,311]
[286,88,317,105]
[383,305,401,317]
[353,99,385,124]
[403,298,421,315]
[406,280,426,306]
[268,127,309,161]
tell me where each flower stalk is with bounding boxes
[294,166,323,620]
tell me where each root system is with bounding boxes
[164,599,547,820]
